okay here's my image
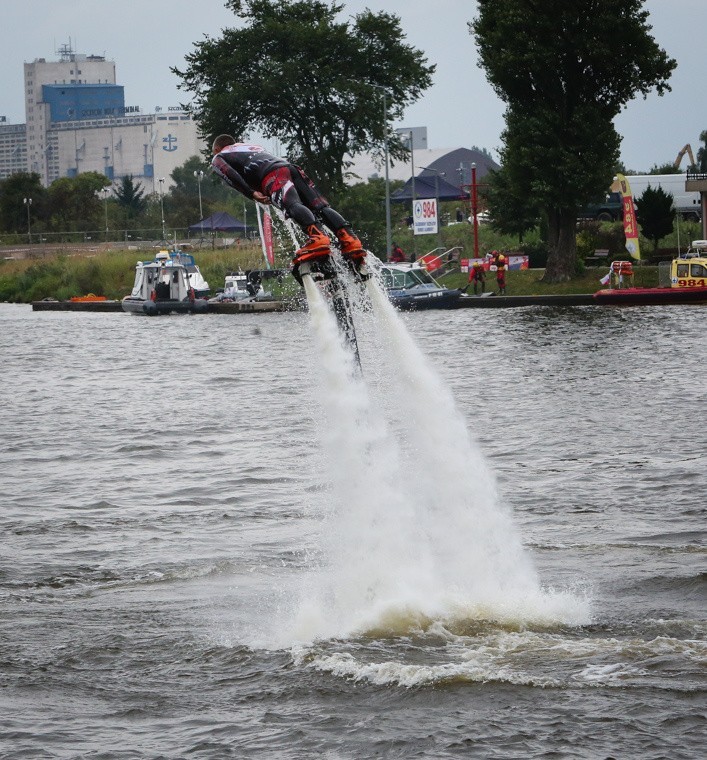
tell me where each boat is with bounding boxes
[593,241,707,306]
[122,253,210,315]
[162,248,210,297]
[380,261,463,310]
[209,270,269,303]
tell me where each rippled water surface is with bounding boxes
[1,300,705,759]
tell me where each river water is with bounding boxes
[0,293,704,759]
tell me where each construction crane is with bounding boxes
[674,144,696,169]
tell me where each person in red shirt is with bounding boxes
[389,243,406,262]
[469,260,486,294]
[211,134,367,282]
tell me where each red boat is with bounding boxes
[594,247,707,306]
[593,286,707,305]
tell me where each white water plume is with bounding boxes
[280,267,590,648]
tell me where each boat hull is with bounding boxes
[121,297,210,315]
[388,288,463,310]
[593,287,707,305]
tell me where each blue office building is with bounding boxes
[42,84,125,123]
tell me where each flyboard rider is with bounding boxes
[210,134,369,283]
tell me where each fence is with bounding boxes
[1,227,261,258]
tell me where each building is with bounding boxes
[0,43,205,190]
[0,122,27,180]
[346,146,499,191]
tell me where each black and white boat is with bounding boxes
[122,252,210,315]
[381,262,463,310]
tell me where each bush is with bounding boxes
[520,240,548,268]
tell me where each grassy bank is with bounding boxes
[0,244,273,303]
[0,243,660,303]
[438,264,659,296]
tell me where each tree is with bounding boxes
[0,172,45,234]
[46,172,109,232]
[696,130,707,172]
[112,175,148,219]
[483,169,541,243]
[173,0,434,195]
[331,177,403,254]
[471,1,676,282]
[635,185,675,251]
[649,163,680,175]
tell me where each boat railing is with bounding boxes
[421,246,463,278]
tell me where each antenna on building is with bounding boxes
[58,40,74,62]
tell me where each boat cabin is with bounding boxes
[381,263,442,291]
[670,241,707,288]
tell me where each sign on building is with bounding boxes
[413,198,438,235]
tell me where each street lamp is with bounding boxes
[23,197,32,244]
[193,169,204,221]
[100,187,110,240]
[367,83,392,260]
[471,163,479,259]
[158,177,166,241]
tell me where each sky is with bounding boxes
[2,0,705,173]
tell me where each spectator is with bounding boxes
[389,243,406,262]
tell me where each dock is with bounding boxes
[32,298,289,313]
[32,294,595,313]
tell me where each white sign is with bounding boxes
[413,198,438,235]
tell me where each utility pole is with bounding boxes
[23,197,32,244]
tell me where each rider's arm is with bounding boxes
[211,155,254,199]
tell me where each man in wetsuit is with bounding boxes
[211,134,367,281]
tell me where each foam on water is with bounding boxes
[259,271,591,649]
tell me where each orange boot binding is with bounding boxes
[293,225,331,265]
[335,228,364,259]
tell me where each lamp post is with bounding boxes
[406,130,417,258]
[193,169,204,221]
[100,187,110,241]
[158,177,166,241]
[367,83,392,260]
[23,197,32,244]
[471,162,479,259]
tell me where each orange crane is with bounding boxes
[674,144,696,169]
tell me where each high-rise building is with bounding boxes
[1,42,205,189]
[0,122,27,180]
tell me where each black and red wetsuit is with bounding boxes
[211,142,345,233]
[211,143,287,200]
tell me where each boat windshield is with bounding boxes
[383,267,438,289]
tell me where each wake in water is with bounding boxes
[275,268,591,646]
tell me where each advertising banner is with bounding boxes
[616,173,641,260]
[413,198,438,235]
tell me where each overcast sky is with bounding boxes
[3,0,705,172]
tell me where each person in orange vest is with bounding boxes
[469,260,486,295]
[495,253,508,295]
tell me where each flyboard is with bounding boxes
[255,202,363,368]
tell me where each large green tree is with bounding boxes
[46,172,109,232]
[635,185,675,251]
[471,0,676,282]
[0,172,46,235]
[173,0,434,195]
